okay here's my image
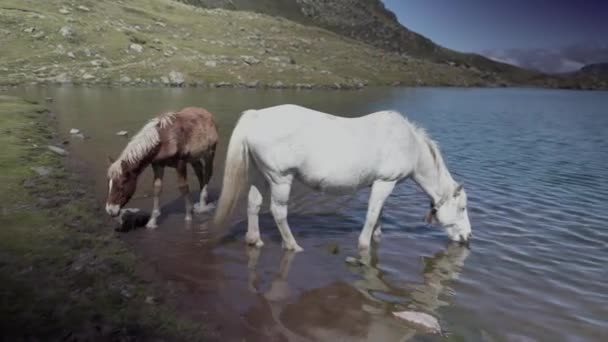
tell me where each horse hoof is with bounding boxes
[283,243,303,252]
[194,202,216,214]
[245,235,264,248]
[146,223,158,229]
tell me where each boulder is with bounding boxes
[129,43,143,53]
[392,311,441,334]
[59,26,75,40]
[168,71,185,86]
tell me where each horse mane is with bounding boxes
[410,122,455,187]
[107,112,176,178]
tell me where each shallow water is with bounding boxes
[10,86,608,341]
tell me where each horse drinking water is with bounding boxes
[106,107,218,228]
[214,104,471,251]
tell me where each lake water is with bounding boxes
[10,86,608,341]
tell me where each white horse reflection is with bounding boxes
[245,243,471,341]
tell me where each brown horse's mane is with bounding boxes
[108,112,176,178]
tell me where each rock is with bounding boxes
[59,8,70,14]
[392,311,441,334]
[116,130,128,136]
[129,43,143,53]
[215,82,232,88]
[24,27,36,34]
[160,76,170,85]
[32,31,45,39]
[82,73,95,81]
[45,97,53,102]
[90,59,108,67]
[83,48,92,57]
[54,73,71,84]
[47,145,68,156]
[327,242,339,254]
[59,26,75,40]
[246,80,260,88]
[67,52,75,58]
[69,128,80,134]
[296,83,313,90]
[145,296,158,305]
[168,71,185,86]
[345,256,364,266]
[270,81,285,89]
[268,56,292,64]
[31,166,52,177]
[243,56,260,65]
[119,75,131,83]
[205,60,217,67]
[76,5,90,12]
[115,208,151,232]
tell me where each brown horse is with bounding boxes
[105,107,218,228]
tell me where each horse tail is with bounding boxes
[213,110,255,227]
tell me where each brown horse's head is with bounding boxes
[105,157,137,217]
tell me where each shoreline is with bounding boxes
[0,95,215,341]
[3,81,607,92]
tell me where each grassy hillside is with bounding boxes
[0,0,603,89]
[0,0,518,88]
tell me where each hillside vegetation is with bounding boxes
[0,0,498,88]
[0,0,604,89]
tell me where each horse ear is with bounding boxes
[107,156,115,165]
[454,183,464,197]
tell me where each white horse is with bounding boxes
[214,104,471,252]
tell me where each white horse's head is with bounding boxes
[426,183,472,244]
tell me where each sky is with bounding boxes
[382,0,608,52]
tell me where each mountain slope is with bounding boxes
[0,0,508,88]
[178,0,548,84]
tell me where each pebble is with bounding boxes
[47,145,68,156]
[345,256,363,266]
[116,130,128,136]
[31,166,52,177]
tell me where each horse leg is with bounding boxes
[191,158,214,214]
[269,177,303,252]
[176,160,193,221]
[146,164,164,229]
[373,209,384,243]
[359,181,395,250]
[245,185,264,247]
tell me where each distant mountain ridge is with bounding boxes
[482,42,608,74]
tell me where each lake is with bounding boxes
[10,86,608,341]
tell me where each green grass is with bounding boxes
[0,95,209,341]
[0,0,490,87]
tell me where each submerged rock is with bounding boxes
[393,311,441,334]
[115,208,150,232]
